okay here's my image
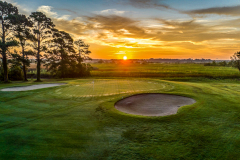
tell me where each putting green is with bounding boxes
[54,79,174,98]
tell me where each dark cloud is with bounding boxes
[153,19,240,42]
[85,15,150,38]
[126,0,170,9]
[53,18,88,36]
[54,8,79,15]
[185,5,240,16]
[112,0,177,10]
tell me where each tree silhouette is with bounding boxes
[74,39,92,75]
[231,51,240,71]
[45,29,76,78]
[10,14,33,81]
[0,1,18,82]
[74,39,91,63]
[29,12,55,82]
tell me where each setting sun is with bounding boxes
[123,56,127,60]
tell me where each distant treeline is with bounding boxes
[204,61,229,66]
[204,56,240,70]
[0,1,91,82]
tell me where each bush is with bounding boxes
[8,65,23,81]
[204,61,227,67]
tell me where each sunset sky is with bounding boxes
[6,0,240,59]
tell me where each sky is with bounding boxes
[5,0,240,59]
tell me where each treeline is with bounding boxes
[204,51,240,71]
[204,61,229,66]
[0,1,91,82]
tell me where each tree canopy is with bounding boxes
[0,1,19,82]
[0,1,92,82]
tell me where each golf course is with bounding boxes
[1,0,240,159]
[1,66,240,159]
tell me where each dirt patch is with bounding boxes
[1,83,66,91]
[115,93,196,116]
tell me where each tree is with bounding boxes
[74,39,92,76]
[45,29,76,78]
[8,50,23,80]
[0,1,19,82]
[10,14,33,81]
[29,12,55,82]
[74,39,91,63]
[231,51,240,71]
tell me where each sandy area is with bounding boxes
[1,83,66,91]
[115,93,196,116]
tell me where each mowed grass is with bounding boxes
[1,78,240,159]
[91,63,240,78]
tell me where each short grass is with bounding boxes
[1,78,240,159]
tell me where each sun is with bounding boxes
[123,56,127,60]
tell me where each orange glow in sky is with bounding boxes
[12,0,240,60]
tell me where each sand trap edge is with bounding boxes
[114,93,196,117]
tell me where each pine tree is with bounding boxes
[29,12,55,82]
[0,1,19,82]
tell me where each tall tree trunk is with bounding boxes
[79,50,81,63]
[36,23,41,82]
[22,46,27,81]
[2,53,8,82]
[61,50,64,78]
[2,20,8,83]
[37,39,40,81]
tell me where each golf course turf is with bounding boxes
[1,78,240,159]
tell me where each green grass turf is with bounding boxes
[91,63,240,78]
[1,78,240,159]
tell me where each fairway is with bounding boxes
[1,78,240,159]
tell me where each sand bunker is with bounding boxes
[1,83,66,91]
[115,93,195,116]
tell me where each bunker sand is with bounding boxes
[115,93,196,116]
[1,83,66,91]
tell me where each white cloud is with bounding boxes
[95,9,127,15]
[37,6,58,17]
[37,5,71,20]
[58,15,71,20]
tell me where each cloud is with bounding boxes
[53,18,87,36]
[124,0,170,9]
[95,9,127,15]
[54,13,240,49]
[185,5,240,16]
[152,18,240,42]
[37,6,58,17]
[115,51,126,54]
[17,4,240,53]
[37,6,71,20]
[85,15,152,39]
